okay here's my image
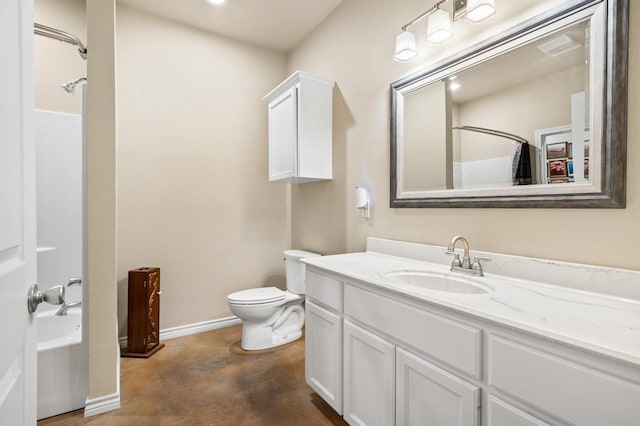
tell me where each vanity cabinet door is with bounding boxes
[487,396,549,426]
[305,301,343,414]
[396,347,479,426]
[343,319,395,426]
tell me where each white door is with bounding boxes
[0,0,37,424]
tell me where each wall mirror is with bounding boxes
[390,0,627,208]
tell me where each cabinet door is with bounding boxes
[344,319,395,426]
[267,85,297,181]
[488,396,549,426]
[305,301,343,414]
[396,347,479,426]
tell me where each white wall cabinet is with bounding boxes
[304,266,640,426]
[263,71,334,184]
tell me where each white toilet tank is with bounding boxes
[284,249,320,295]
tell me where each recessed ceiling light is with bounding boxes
[207,0,227,6]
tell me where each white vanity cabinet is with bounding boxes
[304,270,344,414]
[263,71,334,184]
[344,282,480,426]
[304,262,640,426]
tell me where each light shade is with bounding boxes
[465,0,496,23]
[427,8,452,43]
[393,31,417,62]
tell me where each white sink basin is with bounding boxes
[382,269,491,294]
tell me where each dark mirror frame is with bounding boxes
[390,0,628,208]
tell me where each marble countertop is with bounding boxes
[303,251,640,367]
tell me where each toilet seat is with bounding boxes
[227,287,286,305]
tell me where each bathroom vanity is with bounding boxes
[302,238,640,426]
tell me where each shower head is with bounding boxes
[60,77,87,95]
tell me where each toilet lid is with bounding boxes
[227,287,286,305]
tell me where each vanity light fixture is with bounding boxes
[464,0,496,23]
[393,30,418,62]
[427,6,453,43]
[394,0,497,63]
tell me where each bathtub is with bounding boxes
[37,310,87,420]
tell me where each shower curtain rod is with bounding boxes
[453,125,528,144]
[34,23,87,60]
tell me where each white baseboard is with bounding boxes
[84,392,120,417]
[119,316,241,349]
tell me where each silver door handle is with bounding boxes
[27,284,65,313]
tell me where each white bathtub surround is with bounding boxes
[302,238,640,425]
[37,311,87,420]
[35,110,84,308]
[35,109,87,420]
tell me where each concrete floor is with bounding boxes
[38,325,347,425]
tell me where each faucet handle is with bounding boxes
[67,277,82,287]
[471,256,491,275]
[445,251,462,267]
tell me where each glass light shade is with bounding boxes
[427,8,452,43]
[393,31,417,62]
[465,0,496,23]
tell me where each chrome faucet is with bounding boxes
[55,301,81,316]
[67,277,82,286]
[445,235,490,277]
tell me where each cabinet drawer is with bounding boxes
[345,284,481,378]
[489,336,640,426]
[306,270,343,312]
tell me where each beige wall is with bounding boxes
[288,0,640,271]
[115,6,289,334]
[457,65,585,163]
[403,81,451,191]
[86,0,118,401]
[34,0,86,113]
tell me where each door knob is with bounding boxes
[27,284,65,313]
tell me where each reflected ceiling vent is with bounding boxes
[537,34,581,57]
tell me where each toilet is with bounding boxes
[227,250,321,350]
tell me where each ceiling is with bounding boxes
[116,0,343,53]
